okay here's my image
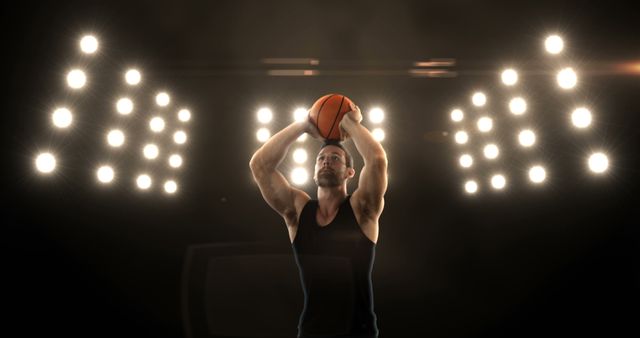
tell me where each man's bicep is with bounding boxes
[353,157,388,215]
[254,170,309,219]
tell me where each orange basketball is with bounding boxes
[308,94,354,140]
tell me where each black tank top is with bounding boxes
[292,195,378,338]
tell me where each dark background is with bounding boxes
[4,1,639,337]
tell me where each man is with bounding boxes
[249,102,388,338]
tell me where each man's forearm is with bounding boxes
[250,121,307,171]
[341,118,387,163]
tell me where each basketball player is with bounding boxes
[250,102,388,338]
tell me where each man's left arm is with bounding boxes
[340,103,388,217]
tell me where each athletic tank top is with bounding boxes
[292,195,378,338]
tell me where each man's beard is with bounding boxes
[316,169,342,187]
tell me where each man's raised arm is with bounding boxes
[249,120,317,222]
[339,103,388,217]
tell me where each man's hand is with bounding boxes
[339,102,362,140]
[305,112,323,139]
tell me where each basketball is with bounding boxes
[308,94,354,140]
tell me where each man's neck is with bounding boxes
[316,186,348,215]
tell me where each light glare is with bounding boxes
[257,128,271,142]
[143,144,159,159]
[571,107,592,128]
[369,108,385,123]
[136,174,152,190]
[52,108,73,128]
[116,98,133,115]
[164,180,178,194]
[173,130,187,144]
[156,92,170,107]
[293,108,308,122]
[518,129,536,147]
[477,116,493,133]
[557,67,578,89]
[464,180,478,194]
[491,174,507,190]
[125,69,141,85]
[501,69,518,86]
[291,167,309,185]
[509,97,527,115]
[293,148,308,164]
[545,35,564,54]
[450,109,464,122]
[66,69,86,89]
[107,129,125,147]
[257,108,273,124]
[178,109,191,122]
[459,154,473,168]
[96,165,115,183]
[529,165,546,183]
[472,92,487,107]
[454,131,469,145]
[149,116,166,132]
[483,144,499,159]
[35,152,56,174]
[169,154,183,168]
[588,152,609,174]
[80,35,99,54]
[372,128,385,142]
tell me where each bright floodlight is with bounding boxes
[125,69,141,85]
[501,68,518,86]
[143,144,159,159]
[293,108,308,122]
[483,144,499,159]
[169,154,183,168]
[173,130,187,145]
[528,165,546,184]
[450,109,464,122]
[164,180,178,194]
[107,129,125,147]
[291,167,309,185]
[136,174,152,190]
[256,128,271,142]
[490,174,507,190]
[477,116,493,133]
[35,152,56,174]
[459,154,473,168]
[369,108,385,124]
[149,116,166,133]
[557,67,577,89]
[66,69,86,89]
[372,128,385,142]
[257,108,273,124]
[518,129,536,147]
[588,152,609,174]
[116,98,133,115]
[178,109,191,122]
[472,92,487,107]
[293,148,308,164]
[96,165,115,184]
[156,92,170,107]
[297,133,307,142]
[571,107,592,128]
[464,180,478,194]
[454,131,469,145]
[545,35,564,54]
[509,97,527,115]
[79,35,99,54]
[52,107,73,129]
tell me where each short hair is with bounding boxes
[320,140,354,168]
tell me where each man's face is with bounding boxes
[314,145,351,187]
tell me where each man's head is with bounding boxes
[313,141,355,188]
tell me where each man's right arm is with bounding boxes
[249,120,315,225]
